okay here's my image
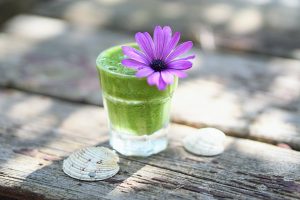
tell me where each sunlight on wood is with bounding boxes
[278,0,300,7]
[203,4,233,24]
[1,151,52,177]
[272,76,300,101]
[106,165,156,199]
[160,2,186,19]
[1,90,300,199]
[250,108,300,143]
[8,97,52,120]
[268,58,300,101]
[64,1,112,26]
[229,8,262,34]
[231,139,300,178]
[198,27,216,51]
[292,49,300,59]
[128,10,151,28]
[4,15,66,40]
[59,107,107,133]
[0,34,37,61]
[244,0,271,5]
[96,0,126,6]
[173,79,245,131]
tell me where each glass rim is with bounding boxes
[96,43,139,78]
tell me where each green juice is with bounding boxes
[96,44,177,136]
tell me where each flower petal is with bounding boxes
[166,69,188,78]
[163,26,172,39]
[153,26,164,59]
[163,31,180,59]
[166,41,193,62]
[158,74,167,90]
[121,59,148,70]
[135,32,154,59]
[167,54,195,64]
[168,60,193,70]
[143,32,155,59]
[161,26,172,59]
[147,72,160,86]
[161,70,174,84]
[176,54,195,61]
[122,46,149,64]
[135,67,154,78]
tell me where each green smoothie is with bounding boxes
[96,44,178,136]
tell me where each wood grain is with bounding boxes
[0,89,299,199]
[2,15,299,149]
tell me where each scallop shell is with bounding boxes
[183,128,226,156]
[63,147,120,181]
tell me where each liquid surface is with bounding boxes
[96,43,137,76]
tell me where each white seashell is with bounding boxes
[183,128,226,156]
[63,147,120,181]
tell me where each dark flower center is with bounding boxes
[150,59,167,72]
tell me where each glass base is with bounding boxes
[109,126,168,157]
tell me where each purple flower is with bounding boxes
[121,26,195,90]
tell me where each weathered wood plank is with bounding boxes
[250,108,300,149]
[171,52,300,149]
[1,15,300,149]
[31,0,300,59]
[0,89,300,199]
[0,15,134,105]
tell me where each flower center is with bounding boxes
[150,59,167,72]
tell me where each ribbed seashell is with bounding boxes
[183,128,226,156]
[63,147,119,181]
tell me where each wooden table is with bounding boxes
[0,14,300,200]
[1,90,300,200]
